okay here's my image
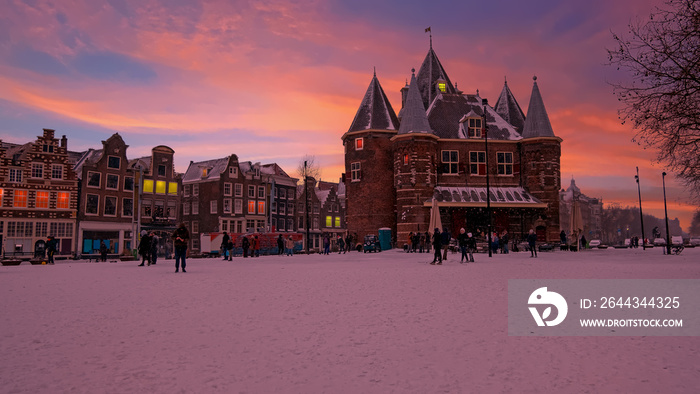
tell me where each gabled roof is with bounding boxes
[182,156,229,184]
[415,47,456,110]
[494,79,526,135]
[522,76,556,138]
[73,148,103,176]
[398,70,432,135]
[427,94,521,140]
[347,71,400,132]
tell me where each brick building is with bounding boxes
[342,45,562,246]
[73,133,136,257]
[296,177,347,251]
[0,129,79,257]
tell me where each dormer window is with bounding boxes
[202,168,209,178]
[438,82,446,93]
[468,118,482,138]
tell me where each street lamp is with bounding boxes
[483,100,492,258]
[635,167,646,250]
[662,172,671,255]
[304,160,310,255]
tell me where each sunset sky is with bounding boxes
[1,0,697,231]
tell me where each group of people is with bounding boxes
[428,227,540,263]
[137,231,160,267]
[490,231,510,254]
[406,231,434,254]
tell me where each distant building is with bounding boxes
[559,178,603,240]
[295,177,346,252]
[342,44,562,246]
[0,129,79,258]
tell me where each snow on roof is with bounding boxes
[347,73,399,133]
[522,77,556,138]
[431,186,545,207]
[182,156,229,183]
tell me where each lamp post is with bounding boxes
[662,172,671,255]
[483,101,492,258]
[304,160,310,255]
[635,167,646,250]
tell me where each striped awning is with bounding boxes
[424,186,548,208]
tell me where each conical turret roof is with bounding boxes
[415,47,456,110]
[522,76,555,138]
[494,79,526,134]
[347,71,400,133]
[398,70,432,135]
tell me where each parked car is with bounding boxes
[363,234,381,253]
[690,237,700,247]
[671,236,683,246]
[653,238,666,246]
[588,239,601,248]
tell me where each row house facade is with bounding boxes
[295,177,347,251]
[181,155,298,252]
[74,133,136,257]
[0,129,79,258]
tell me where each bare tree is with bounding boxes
[690,209,700,235]
[607,0,700,198]
[296,154,322,183]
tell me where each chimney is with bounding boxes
[61,135,67,149]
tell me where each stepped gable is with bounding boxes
[427,93,521,140]
[415,46,456,110]
[522,76,556,138]
[347,71,399,132]
[398,70,432,135]
[494,79,526,134]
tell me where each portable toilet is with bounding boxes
[378,228,392,250]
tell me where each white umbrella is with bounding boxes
[428,197,443,234]
[570,199,583,251]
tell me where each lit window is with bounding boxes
[468,118,482,138]
[13,190,28,207]
[36,191,49,209]
[155,181,166,194]
[168,182,178,195]
[257,201,265,214]
[497,152,513,176]
[57,192,70,209]
[351,162,361,181]
[202,168,208,178]
[469,151,486,176]
[355,138,363,150]
[403,154,409,165]
[335,217,341,228]
[0,188,3,207]
[248,201,255,214]
[326,216,332,227]
[31,163,44,178]
[441,150,458,174]
[438,82,446,92]
[143,179,154,193]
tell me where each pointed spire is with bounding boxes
[347,71,400,133]
[415,46,455,110]
[398,69,432,135]
[522,76,555,138]
[494,77,526,134]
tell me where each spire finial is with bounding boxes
[533,75,538,81]
[373,66,376,77]
[504,76,508,85]
[411,68,415,75]
[425,26,432,49]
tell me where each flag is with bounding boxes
[425,27,431,33]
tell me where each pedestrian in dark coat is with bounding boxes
[226,239,233,260]
[338,236,345,254]
[172,223,190,272]
[458,228,469,263]
[221,232,231,260]
[345,234,352,253]
[431,228,443,265]
[424,231,431,253]
[323,234,330,255]
[46,236,58,264]
[527,229,538,258]
[441,229,451,260]
[277,235,284,256]
[242,236,250,258]
[150,232,159,264]
[138,231,151,266]
[253,235,261,257]
[99,241,108,262]
[466,232,476,262]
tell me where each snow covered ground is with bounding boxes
[1,247,699,393]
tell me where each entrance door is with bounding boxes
[536,226,546,242]
[34,240,46,258]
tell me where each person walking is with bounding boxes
[501,231,509,254]
[527,229,538,258]
[285,236,295,256]
[150,232,159,264]
[337,235,345,254]
[560,230,567,250]
[242,236,250,258]
[323,234,330,255]
[419,232,425,253]
[458,228,469,263]
[221,232,231,260]
[431,228,443,265]
[580,235,587,250]
[407,232,414,253]
[345,234,352,253]
[253,235,261,257]
[138,231,151,266]
[277,234,284,256]
[466,232,476,262]
[172,223,190,272]
[99,241,108,262]
[424,231,431,254]
[441,229,451,260]
[226,238,233,260]
[46,235,58,264]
